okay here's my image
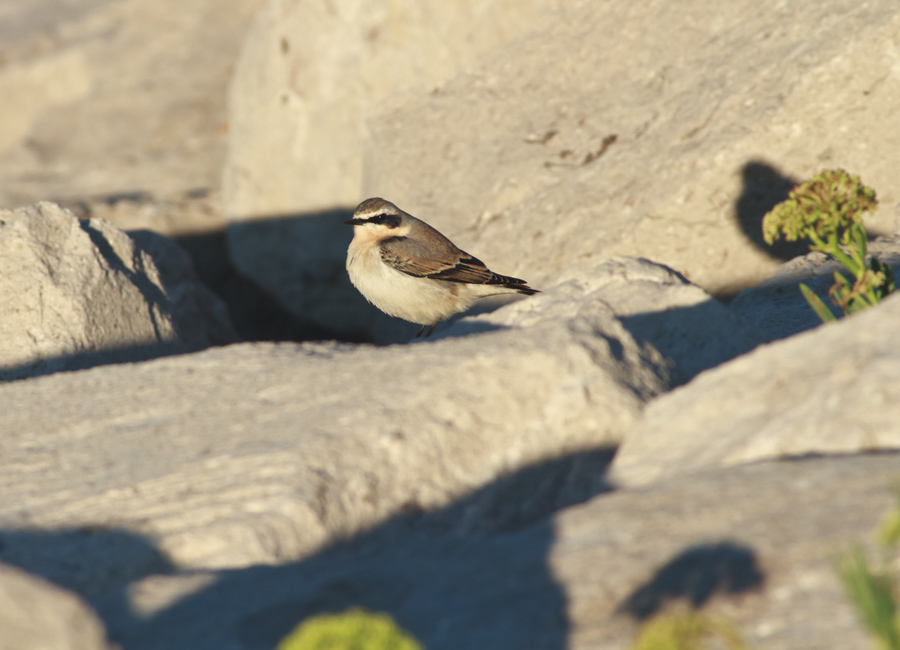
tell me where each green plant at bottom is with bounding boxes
[631,610,748,650]
[276,608,423,650]
[837,487,900,650]
[762,168,894,322]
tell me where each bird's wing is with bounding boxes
[379,235,494,284]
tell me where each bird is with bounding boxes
[345,197,539,337]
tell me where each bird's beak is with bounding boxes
[344,218,366,226]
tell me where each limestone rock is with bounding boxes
[729,235,900,341]
[0,563,113,650]
[0,0,265,207]
[222,0,900,338]
[0,279,665,578]
[222,0,568,336]
[0,202,237,381]
[611,292,900,488]
[363,0,900,310]
[87,454,894,650]
[451,257,765,385]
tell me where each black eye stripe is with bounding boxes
[366,213,401,228]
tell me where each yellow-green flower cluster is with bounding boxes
[763,168,878,246]
[277,608,423,650]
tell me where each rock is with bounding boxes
[0,0,268,345]
[63,190,317,344]
[362,0,900,314]
[86,453,894,650]
[0,562,114,650]
[0,0,266,207]
[451,257,765,385]
[729,235,900,341]
[129,229,239,349]
[0,202,237,381]
[221,0,568,336]
[611,292,900,488]
[0,279,666,577]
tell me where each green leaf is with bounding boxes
[879,511,900,550]
[838,547,900,650]
[800,283,837,323]
[852,223,868,261]
[631,612,747,650]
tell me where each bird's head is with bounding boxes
[344,198,406,234]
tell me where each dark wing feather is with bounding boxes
[380,234,539,293]
[380,235,492,284]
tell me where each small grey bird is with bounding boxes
[345,197,538,336]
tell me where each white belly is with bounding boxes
[346,243,478,325]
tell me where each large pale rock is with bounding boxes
[0,202,237,381]
[0,278,665,579]
[88,454,894,650]
[450,257,765,385]
[0,563,114,650]
[363,0,900,307]
[729,235,900,341]
[0,0,264,207]
[611,292,900,488]
[222,0,568,335]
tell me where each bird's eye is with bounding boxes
[369,214,386,224]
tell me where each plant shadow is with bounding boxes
[618,541,765,621]
[734,160,809,262]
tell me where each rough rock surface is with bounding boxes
[0,0,273,342]
[0,562,113,650]
[729,235,900,341]
[76,454,895,650]
[0,0,265,207]
[0,279,666,577]
[221,0,900,337]
[362,0,900,308]
[612,292,900,488]
[450,257,765,386]
[0,202,237,381]
[2,2,899,649]
[222,0,567,333]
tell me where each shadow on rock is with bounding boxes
[0,527,175,596]
[5,448,616,650]
[0,207,369,382]
[618,541,764,621]
[618,299,763,387]
[733,160,889,268]
[64,193,369,345]
[173,227,349,343]
[0,340,198,383]
[734,160,808,262]
[222,208,390,343]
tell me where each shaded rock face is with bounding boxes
[0,563,114,650]
[728,235,900,341]
[612,291,900,488]
[0,202,237,380]
[448,256,765,386]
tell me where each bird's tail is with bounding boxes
[488,273,539,295]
